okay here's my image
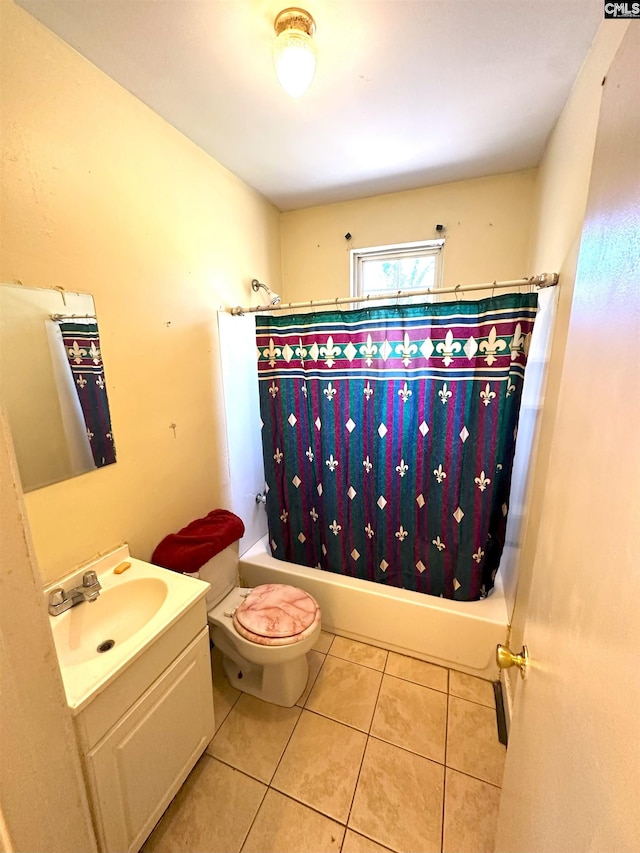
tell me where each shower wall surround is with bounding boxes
[217,312,268,555]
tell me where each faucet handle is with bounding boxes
[83,570,99,587]
[49,587,66,606]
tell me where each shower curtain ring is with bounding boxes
[491,280,497,298]
[455,284,461,302]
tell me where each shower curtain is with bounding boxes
[257,293,537,601]
[45,320,95,475]
[58,320,116,468]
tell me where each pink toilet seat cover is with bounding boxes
[232,584,321,646]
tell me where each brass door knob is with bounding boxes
[496,644,529,679]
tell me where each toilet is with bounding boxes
[198,541,321,707]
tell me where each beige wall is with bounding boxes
[0,0,281,584]
[507,21,630,691]
[0,413,97,853]
[280,170,537,303]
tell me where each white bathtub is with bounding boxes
[239,537,508,680]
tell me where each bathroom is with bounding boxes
[1,1,638,852]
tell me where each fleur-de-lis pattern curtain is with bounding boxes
[58,321,116,468]
[257,293,537,601]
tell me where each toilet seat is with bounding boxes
[232,584,321,646]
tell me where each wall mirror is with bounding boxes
[0,282,117,492]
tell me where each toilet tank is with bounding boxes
[198,541,239,610]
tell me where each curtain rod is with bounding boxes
[229,273,559,316]
[50,313,97,321]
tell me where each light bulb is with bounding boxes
[273,9,316,99]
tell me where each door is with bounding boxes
[495,28,640,852]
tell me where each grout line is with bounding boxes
[441,672,450,853]
[380,672,449,694]
[204,752,271,786]
[382,670,449,698]
[327,651,388,672]
[210,648,242,723]
[313,631,336,656]
[444,670,450,764]
[448,691,497,710]
[302,655,383,733]
[265,709,366,837]
[342,827,398,853]
[265,788,348,826]
[441,775,447,853]
[267,699,306,785]
[448,694,503,745]
[237,779,270,853]
[210,692,241,735]
[327,640,389,673]
[367,733,446,767]
[342,662,387,836]
[142,754,215,849]
[343,734,369,841]
[193,753,269,853]
[303,705,370,735]
[367,669,385,736]
[215,662,495,771]
[298,649,328,708]
[444,765,503,790]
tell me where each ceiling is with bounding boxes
[17,0,603,211]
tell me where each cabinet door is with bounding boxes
[87,628,214,853]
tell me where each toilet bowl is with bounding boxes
[198,542,321,707]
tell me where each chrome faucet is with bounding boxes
[48,571,102,616]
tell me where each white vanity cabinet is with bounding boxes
[72,600,215,853]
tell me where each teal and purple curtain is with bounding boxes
[58,321,116,468]
[257,293,537,601]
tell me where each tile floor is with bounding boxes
[144,632,505,853]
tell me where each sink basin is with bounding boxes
[45,545,211,712]
[51,577,169,666]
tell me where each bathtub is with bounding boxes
[239,536,508,680]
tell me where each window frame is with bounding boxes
[350,239,445,305]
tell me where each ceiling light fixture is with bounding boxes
[273,7,316,98]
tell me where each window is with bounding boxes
[350,239,444,307]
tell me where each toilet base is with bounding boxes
[221,651,308,708]
[211,626,310,707]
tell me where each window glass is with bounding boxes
[351,241,444,306]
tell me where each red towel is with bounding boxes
[151,509,245,574]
